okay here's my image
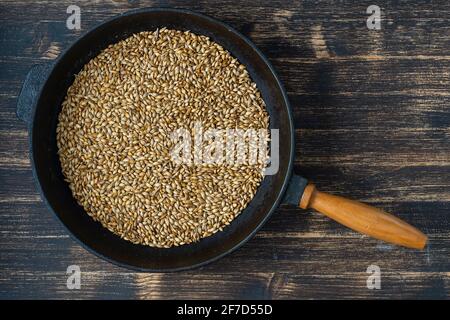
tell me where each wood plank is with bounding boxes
[1,127,449,169]
[135,272,450,299]
[1,164,449,202]
[0,271,448,299]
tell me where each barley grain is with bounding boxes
[57,29,269,248]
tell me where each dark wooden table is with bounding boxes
[1,0,449,299]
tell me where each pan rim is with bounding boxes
[29,7,295,272]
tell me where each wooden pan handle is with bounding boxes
[299,184,428,249]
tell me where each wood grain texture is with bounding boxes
[299,184,428,249]
[0,0,449,299]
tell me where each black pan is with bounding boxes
[16,8,427,272]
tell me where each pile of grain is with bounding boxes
[57,29,269,247]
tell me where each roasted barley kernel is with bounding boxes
[57,29,269,248]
